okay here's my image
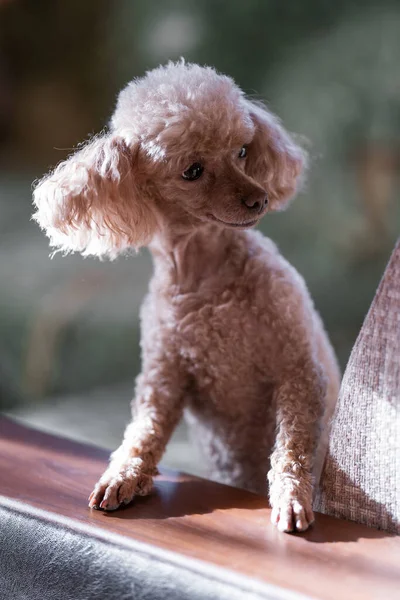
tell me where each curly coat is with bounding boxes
[33,61,340,533]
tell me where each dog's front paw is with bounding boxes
[271,496,314,533]
[88,457,154,511]
[269,475,314,533]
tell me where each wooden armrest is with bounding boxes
[0,416,399,600]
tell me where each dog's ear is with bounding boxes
[32,134,158,258]
[244,100,307,211]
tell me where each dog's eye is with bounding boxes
[182,163,204,181]
[238,146,247,159]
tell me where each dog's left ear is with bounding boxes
[243,100,307,211]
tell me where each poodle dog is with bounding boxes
[33,61,340,533]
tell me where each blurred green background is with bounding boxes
[0,1,399,467]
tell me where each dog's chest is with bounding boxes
[172,286,269,391]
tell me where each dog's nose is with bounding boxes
[241,194,268,213]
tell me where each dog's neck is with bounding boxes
[149,222,244,292]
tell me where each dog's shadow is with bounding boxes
[101,472,394,545]
[104,473,268,520]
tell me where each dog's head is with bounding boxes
[33,61,306,258]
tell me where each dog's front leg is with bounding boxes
[89,352,186,511]
[268,362,325,532]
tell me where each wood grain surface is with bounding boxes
[0,416,399,600]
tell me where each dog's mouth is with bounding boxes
[206,214,259,229]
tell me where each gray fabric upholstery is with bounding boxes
[315,240,400,534]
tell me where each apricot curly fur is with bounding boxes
[33,60,340,533]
